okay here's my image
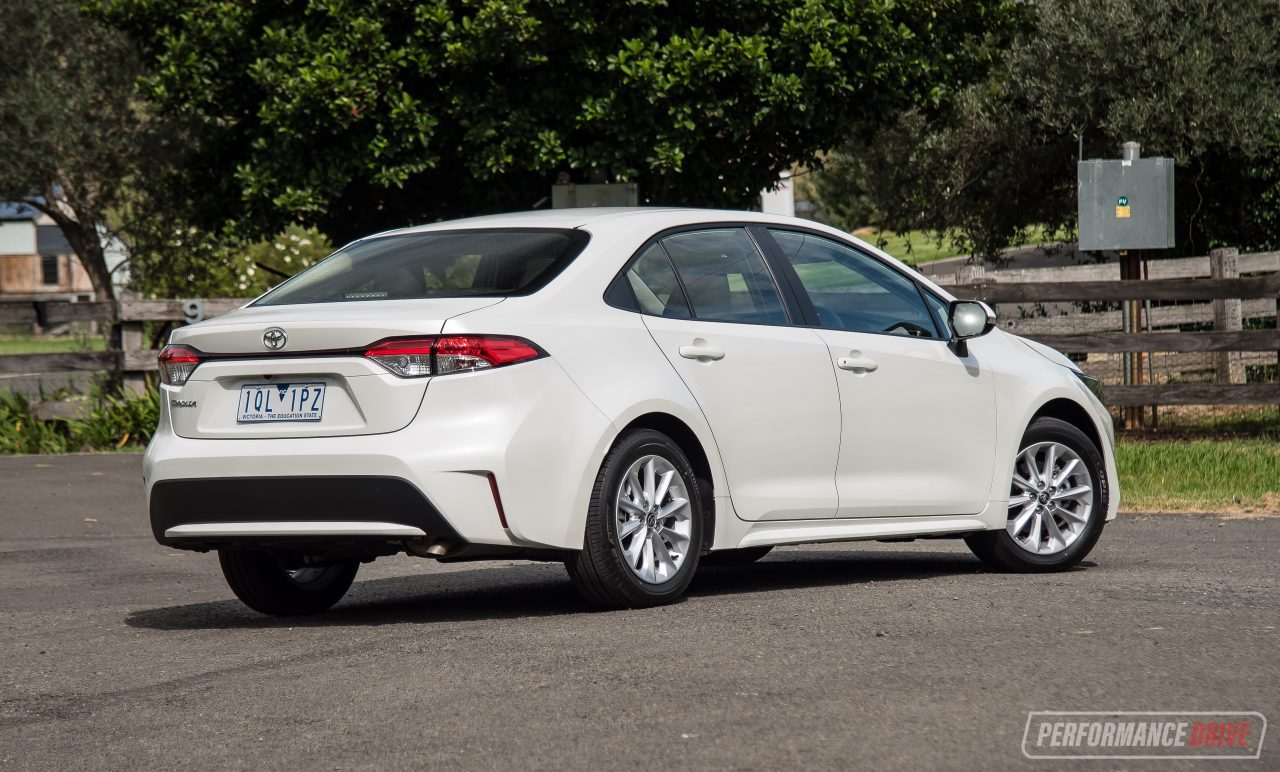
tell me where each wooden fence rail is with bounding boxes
[941,251,1280,410]
[1024,330,1280,354]
[0,298,249,392]
[999,298,1276,336]
[2,260,1279,409]
[939,276,1280,303]
[927,250,1280,285]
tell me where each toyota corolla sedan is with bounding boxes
[145,208,1117,615]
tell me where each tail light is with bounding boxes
[363,335,544,378]
[363,338,434,378]
[434,335,544,374]
[158,344,202,386]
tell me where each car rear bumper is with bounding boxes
[150,476,463,549]
[143,357,616,551]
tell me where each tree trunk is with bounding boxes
[26,199,116,301]
[77,237,115,302]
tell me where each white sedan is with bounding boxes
[145,208,1118,614]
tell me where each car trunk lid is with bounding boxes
[166,298,501,439]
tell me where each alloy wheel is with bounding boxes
[614,454,693,584]
[1007,441,1094,555]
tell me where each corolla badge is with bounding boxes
[262,327,287,351]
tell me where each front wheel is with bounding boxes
[218,549,358,616]
[566,429,704,609]
[965,417,1107,572]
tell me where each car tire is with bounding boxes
[966,417,1107,572]
[566,429,704,609]
[702,546,773,566]
[218,549,359,616]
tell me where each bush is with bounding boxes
[0,384,159,454]
[69,384,161,450]
[0,390,74,454]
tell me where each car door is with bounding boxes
[624,228,841,521]
[763,228,997,518]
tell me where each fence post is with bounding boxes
[955,263,986,286]
[1209,247,1245,384]
[119,321,146,395]
[113,293,147,395]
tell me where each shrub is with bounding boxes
[0,390,74,454]
[68,384,160,450]
[0,384,159,454]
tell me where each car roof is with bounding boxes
[369,207,836,236]
[354,207,955,300]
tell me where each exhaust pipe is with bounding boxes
[404,536,459,558]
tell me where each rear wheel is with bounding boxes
[965,417,1106,572]
[702,546,772,566]
[566,429,704,609]
[218,549,358,616]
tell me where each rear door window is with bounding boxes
[660,229,789,325]
[254,229,589,306]
[623,243,692,318]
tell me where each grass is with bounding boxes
[1116,438,1280,513]
[854,226,1068,266]
[1137,405,1280,439]
[0,336,107,355]
[854,229,969,265]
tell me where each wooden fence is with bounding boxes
[2,246,1279,411]
[0,297,247,395]
[937,247,1280,409]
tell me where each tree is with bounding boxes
[815,0,1280,258]
[97,0,1017,243]
[125,223,333,300]
[0,0,149,301]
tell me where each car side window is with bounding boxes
[922,291,952,339]
[624,243,692,318]
[661,229,789,325]
[769,229,939,339]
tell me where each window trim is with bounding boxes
[753,225,950,342]
[603,222,804,327]
[40,254,60,287]
[918,287,954,342]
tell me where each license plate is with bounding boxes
[236,382,326,423]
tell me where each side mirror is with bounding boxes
[948,300,996,357]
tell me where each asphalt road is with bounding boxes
[1,454,1275,771]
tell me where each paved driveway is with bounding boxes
[0,454,1275,770]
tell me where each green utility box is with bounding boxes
[1077,143,1175,251]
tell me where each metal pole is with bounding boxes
[1119,251,1132,429]
[1145,253,1157,428]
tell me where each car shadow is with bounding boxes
[689,549,986,598]
[125,549,1023,630]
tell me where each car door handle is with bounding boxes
[837,356,878,373]
[679,344,725,361]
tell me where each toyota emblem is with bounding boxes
[262,327,287,351]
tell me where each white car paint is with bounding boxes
[643,314,842,521]
[145,208,1119,562]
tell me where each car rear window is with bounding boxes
[253,228,589,306]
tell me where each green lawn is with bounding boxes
[0,337,107,355]
[854,229,969,265]
[1116,438,1280,513]
[856,226,1068,266]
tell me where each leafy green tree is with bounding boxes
[97,0,1017,243]
[816,0,1280,258]
[0,0,148,300]
[127,224,333,299]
